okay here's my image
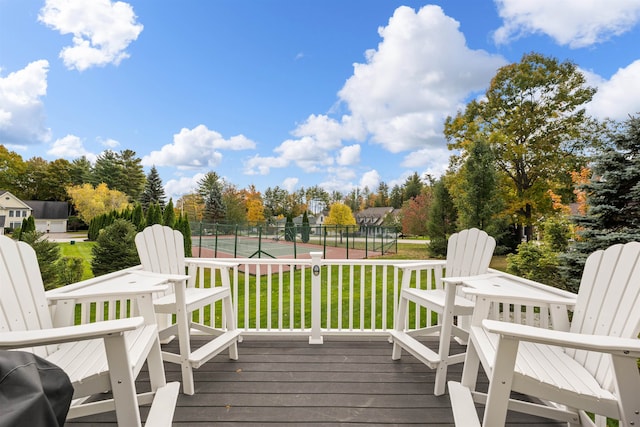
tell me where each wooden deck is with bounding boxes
[68,337,565,426]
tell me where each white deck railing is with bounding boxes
[48,252,577,342]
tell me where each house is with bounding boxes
[24,200,70,233]
[0,190,33,234]
[355,206,395,227]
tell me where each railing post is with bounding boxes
[309,251,324,344]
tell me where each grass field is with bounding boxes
[59,240,95,280]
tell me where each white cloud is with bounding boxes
[164,173,205,201]
[142,124,256,169]
[338,5,506,152]
[494,0,640,48]
[586,60,640,120]
[99,137,120,148]
[282,177,299,192]
[38,0,143,71]
[0,60,51,145]
[336,144,360,166]
[47,134,97,162]
[360,170,380,190]
[244,155,290,175]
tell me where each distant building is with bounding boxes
[24,200,71,233]
[0,190,33,234]
[355,207,395,227]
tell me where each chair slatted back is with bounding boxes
[135,225,187,298]
[568,242,640,390]
[135,224,185,275]
[445,228,496,279]
[0,235,54,357]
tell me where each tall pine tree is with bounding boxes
[140,166,166,210]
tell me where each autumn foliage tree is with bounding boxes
[401,192,430,236]
[445,52,598,242]
[67,183,131,224]
[324,203,357,231]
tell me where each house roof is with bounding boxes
[24,201,70,220]
[355,207,395,226]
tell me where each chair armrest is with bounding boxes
[482,319,640,358]
[46,283,169,301]
[185,258,239,269]
[131,270,190,282]
[0,317,146,349]
[441,273,501,285]
[393,260,446,270]
[460,285,576,307]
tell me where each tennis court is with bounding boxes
[192,234,375,259]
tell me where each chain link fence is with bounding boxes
[190,222,398,259]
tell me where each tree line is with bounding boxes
[3,52,640,292]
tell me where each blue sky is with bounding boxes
[2,1,640,201]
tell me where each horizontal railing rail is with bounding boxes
[47,255,577,343]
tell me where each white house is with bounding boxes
[0,190,32,234]
[24,200,70,233]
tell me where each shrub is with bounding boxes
[91,219,139,276]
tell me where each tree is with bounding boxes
[67,183,131,224]
[139,166,166,209]
[401,192,430,236]
[263,186,289,219]
[19,231,62,289]
[445,52,598,242]
[245,186,265,225]
[91,219,140,276]
[561,115,640,291]
[426,179,457,257]
[0,145,26,196]
[163,198,176,228]
[174,213,192,256]
[389,185,404,209]
[198,172,226,223]
[284,214,295,242]
[69,156,93,186]
[324,203,357,227]
[374,182,390,207]
[222,183,246,224]
[403,172,423,200]
[91,150,145,200]
[145,202,163,226]
[301,211,310,243]
[448,139,502,233]
[177,193,204,221]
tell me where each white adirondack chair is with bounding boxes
[0,235,179,426]
[135,224,240,395]
[390,228,496,395]
[448,241,640,426]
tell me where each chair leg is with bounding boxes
[392,292,409,360]
[174,285,195,395]
[482,337,519,427]
[222,293,239,360]
[104,334,142,427]
[146,333,168,392]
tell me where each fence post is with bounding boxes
[309,251,324,344]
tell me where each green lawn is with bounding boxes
[59,240,95,280]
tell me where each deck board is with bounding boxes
[67,337,565,426]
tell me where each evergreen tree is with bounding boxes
[91,219,139,276]
[284,214,295,242]
[426,179,457,257]
[163,198,176,228]
[131,202,145,230]
[175,214,192,256]
[19,231,61,289]
[403,172,423,200]
[140,166,166,209]
[561,115,640,291]
[145,202,163,226]
[301,211,310,243]
[198,172,226,223]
